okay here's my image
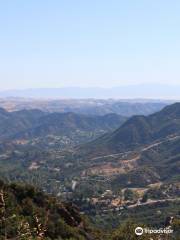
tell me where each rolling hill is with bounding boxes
[79,103,180,157]
[0,108,46,139]
[14,112,126,139]
[69,102,180,190]
[0,108,127,148]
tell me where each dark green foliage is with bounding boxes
[110,221,148,240]
[0,181,97,240]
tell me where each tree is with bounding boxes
[124,189,134,201]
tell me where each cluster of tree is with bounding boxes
[0,180,179,240]
[0,180,101,240]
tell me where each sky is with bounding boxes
[0,0,180,90]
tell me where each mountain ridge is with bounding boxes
[0,108,127,145]
[77,103,180,157]
[1,85,180,99]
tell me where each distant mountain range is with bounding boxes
[0,98,168,117]
[0,84,180,99]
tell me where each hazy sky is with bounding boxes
[0,0,180,90]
